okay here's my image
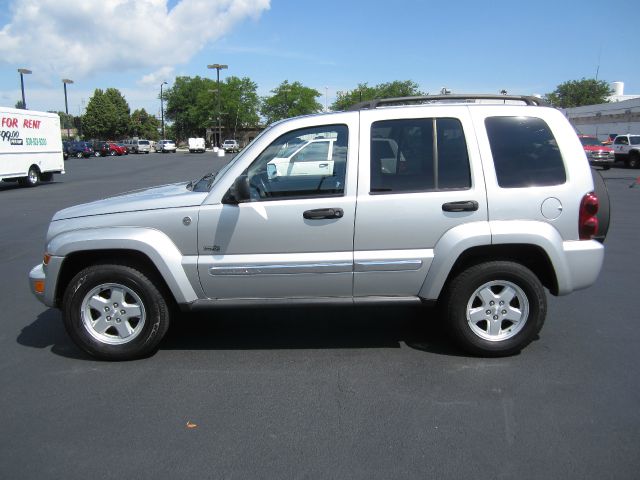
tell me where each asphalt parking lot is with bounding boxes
[1,152,639,479]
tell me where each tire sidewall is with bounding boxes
[446,262,546,356]
[63,265,169,360]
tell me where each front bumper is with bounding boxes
[28,256,64,307]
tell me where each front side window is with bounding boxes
[370,117,471,193]
[630,136,640,145]
[614,136,628,145]
[244,124,348,200]
[485,116,566,188]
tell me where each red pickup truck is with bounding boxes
[578,135,614,169]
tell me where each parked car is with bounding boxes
[123,138,151,154]
[66,141,94,158]
[222,139,240,152]
[612,134,640,168]
[28,94,608,360]
[92,141,112,157]
[578,135,614,169]
[108,143,127,156]
[156,139,176,153]
[188,138,206,153]
[115,143,129,155]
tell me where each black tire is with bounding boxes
[628,152,640,169]
[62,264,171,360]
[591,167,610,243]
[109,150,116,156]
[41,172,54,182]
[76,151,83,158]
[18,165,40,187]
[442,261,546,357]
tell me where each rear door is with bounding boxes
[353,106,488,297]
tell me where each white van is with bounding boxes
[0,107,65,187]
[188,137,205,153]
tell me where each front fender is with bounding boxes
[47,227,199,304]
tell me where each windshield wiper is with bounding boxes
[187,171,218,191]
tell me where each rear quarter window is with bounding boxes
[485,116,566,188]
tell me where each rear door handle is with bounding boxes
[303,208,344,220]
[442,200,479,212]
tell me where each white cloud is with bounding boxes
[139,66,176,87]
[0,0,270,80]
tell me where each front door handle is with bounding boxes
[442,200,479,212]
[303,208,344,220]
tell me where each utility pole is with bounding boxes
[207,64,228,148]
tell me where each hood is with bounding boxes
[53,182,208,221]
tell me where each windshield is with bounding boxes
[187,125,274,192]
[139,140,149,145]
[579,137,601,146]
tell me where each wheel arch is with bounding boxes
[48,227,200,308]
[439,244,558,297]
[55,249,175,309]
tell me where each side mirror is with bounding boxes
[222,175,250,204]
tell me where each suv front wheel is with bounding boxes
[62,264,171,360]
[442,261,546,357]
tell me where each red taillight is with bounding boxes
[579,192,599,240]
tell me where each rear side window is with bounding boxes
[370,117,471,193]
[485,116,566,188]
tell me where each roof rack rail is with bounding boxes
[346,94,548,111]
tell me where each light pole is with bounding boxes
[62,79,73,139]
[325,86,328,112]
[18,68,32,109]
[207,63,228,148]
[160,81,168,140]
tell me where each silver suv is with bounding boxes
[29,95,607,360]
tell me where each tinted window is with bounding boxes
[485,117,566,188]
[614,137,627,145]
[630,136,640,145]
[243,125,348,200]
[370,118,470,193]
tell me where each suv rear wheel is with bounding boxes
[443,261,546,356]
[62,264,170,360]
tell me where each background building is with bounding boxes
[563,82,640,141]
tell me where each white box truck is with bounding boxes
[1,107,65,187]
[188,137,205,153]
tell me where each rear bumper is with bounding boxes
[559,240,604,295]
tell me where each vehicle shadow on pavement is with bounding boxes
[17,305,468,360]
[17,309,92,360]
[163,305,466,356]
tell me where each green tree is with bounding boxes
[220,76,261,139]
[130,108,161,140]
[82,88,131,139]
[545,78,612,108]
[164,76,215,142]
[261,80,322,124]
[164,75,262,143]
[15,100,25,109]
[331,80,424,111]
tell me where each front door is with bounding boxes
[197,116,359,299]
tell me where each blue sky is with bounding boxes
[0,0,638,117]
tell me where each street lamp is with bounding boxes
[207,63,228,148]
[18,68,32,109]
[62,79,73,139]
[160,81,168,140]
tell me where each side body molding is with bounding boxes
[47,227,199,304]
